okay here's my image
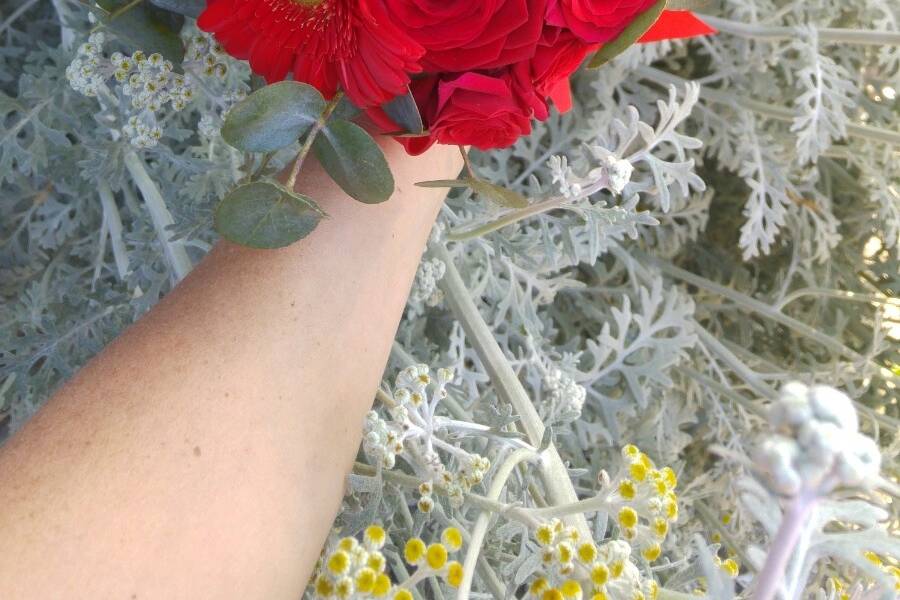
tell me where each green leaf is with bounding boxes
[416,178,529,209]
[314,120,394,204]
[214,181,324,249]
[96,0,185,64]
[148,0,205,18]
[382,88,424,134]
[587,0,667,68]
[222,82,326,153]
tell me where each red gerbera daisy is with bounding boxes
[198,0,425,108]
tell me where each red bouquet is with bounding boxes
[198,0,713,153]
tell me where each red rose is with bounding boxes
[530,27,596,99]
[383,0,548,72]
[431,72,534,151]
[547,0,659,44]
[198,0,424,108]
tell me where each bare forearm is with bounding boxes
[0,143,461,599]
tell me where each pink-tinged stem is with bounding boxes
[753,489,819,600]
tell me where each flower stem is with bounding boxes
[698,14,900,46]
[434,244,592,540]
[123,151,192,281]
[456,448,539,600]
[285,92,343,191]
[751,490,819,600]
[638,66,900,147]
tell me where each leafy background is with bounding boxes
[0,0,897,597]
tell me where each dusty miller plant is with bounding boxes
[0,1,897,599]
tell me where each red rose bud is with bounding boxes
[431,72,535,151]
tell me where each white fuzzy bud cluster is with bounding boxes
[114,50,193,112]
[549,147,634,200]
[183,32,229,80]
[363,411,403,470]
[410,258,446,307]
[542,367,586,420]
[65,33,107,97]
[755,382,881,496]
[65,34,198,149]
[362,365,493,510]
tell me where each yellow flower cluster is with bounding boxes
[530,519,658,600]
[611,445,679,563]
[314,525,393,600]
[313,526,466,600]
[402,527,465,588]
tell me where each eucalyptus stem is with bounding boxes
[285,92,343,191]
[123,151,193,281]
[698,14,900,46]
[434,244,592,541]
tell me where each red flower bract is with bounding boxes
[197,0,424,108]
[547,0,659,44]
[383,0,547,72]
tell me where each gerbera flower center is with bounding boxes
[267,0,354,59]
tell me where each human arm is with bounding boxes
[0,142,462,599]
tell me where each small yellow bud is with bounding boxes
[530,578,550,596]
[542,589,564,600]
[618,507,638,529]
[629,462,648,482]
[315,574,334,597]
[652,518,668,538]
[404,538,427,565]
[577,542,597,563]
[365,525,387,549]
[721,558,739,578]
[368,551,386,572]
[622,444,640,457]
[536,523,555,546]
[591,593,608,600]
[560,580,582,599]
[590,563,609,586]
[356,568,377,593]
[372,574,392,597]
[642,544,662,562]
[618,480,636,500]
[611,561,624,578]
[327,550,350,575]
[338,537,357,552]
[446,561,464,587]
[864,551,882,566]
[442,527,464,551]
[426,543,448,569]
[336,577,354,599]
[394,589,413,600]
[557,541,574,564]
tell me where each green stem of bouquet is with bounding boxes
[285,92,344,191]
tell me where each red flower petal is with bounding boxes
[638,10,716,43]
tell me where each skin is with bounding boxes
[0,141,463,600]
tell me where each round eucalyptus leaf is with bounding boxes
[215,181,324,249]
[96,0,185,64]
[148,0,205,18]
[313,120,394,204]
[222,82,326,153]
